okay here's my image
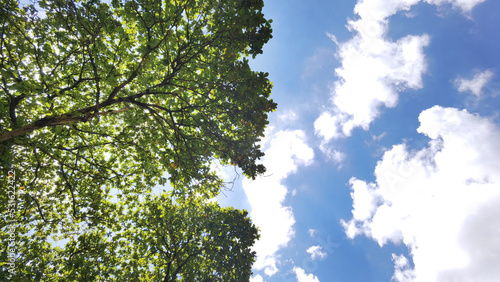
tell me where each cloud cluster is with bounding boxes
[244,130,314,276]
[315,1,430,141]
[315,0,486,141]
[342,106,500,281]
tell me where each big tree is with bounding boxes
[0,0,273,230]
[1,0,274,188]
[0,0,273,278]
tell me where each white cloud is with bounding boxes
[306,245,328,260]
[329,150,346,164]
[326,32,339,46]
[342,106,500,282]
[250,275,265,282]
[315,0,486,141]
[318,142,346,166]
[316,4,429,139]
[353,0,420,20]
[354,0,486,19]
[244,130,314,276]
[348,179,380,222]
[314,112,341,141]
[392,254,416,282]
[426,0,487,14]
[308,228,318,238]
[294,267,321,282]
[455,69,494,97]
[372,132,387,141]
[278,110,298,123]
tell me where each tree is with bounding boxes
[1,0,275,185]
[1,0,273,237]
[2,190,259,281]
[1,0,273,279]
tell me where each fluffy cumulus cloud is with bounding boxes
[244,130,314,276]
[315,0,486,141]
[342,106,500,281]
[294,267,321,282]
[455,69,494,97]
[315,0,429,140]
[307,245,328,260]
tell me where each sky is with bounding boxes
[213,0,500,281]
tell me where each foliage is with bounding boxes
[0,0,274,190]
[0,0,273,279]
[1,190,259,281]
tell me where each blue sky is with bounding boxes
[214,0,500,281]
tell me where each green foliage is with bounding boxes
[115,192,259,281]
[1,191,259,281]
[1,0,273,279]
[1,0,274,190]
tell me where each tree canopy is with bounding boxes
[3,190,259,281]
[1,0,274,193]
[1,0,273,280]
